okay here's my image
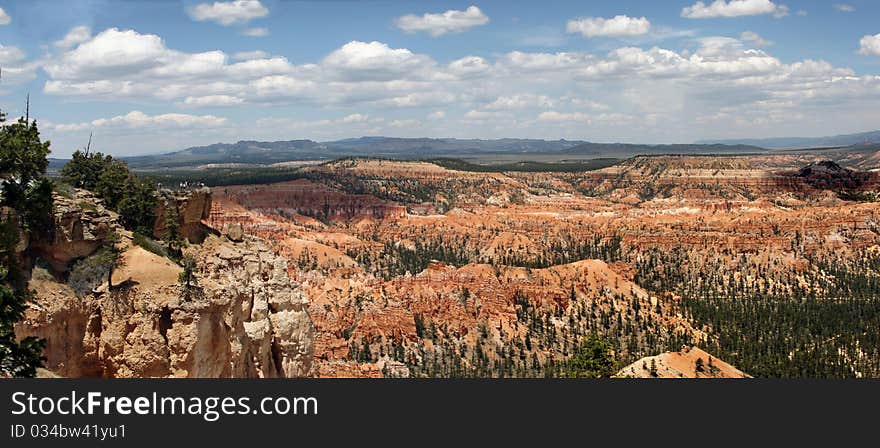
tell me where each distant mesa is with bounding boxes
[699,129,880,149]
[120,136,768,170]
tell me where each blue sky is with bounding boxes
[0,0,878,157]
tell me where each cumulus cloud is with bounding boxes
[566,15,651,38]
[536,111,633,125]
[43,28,304,99]
[682,0,788,19]
[48,111,227,132]
[322,40,434,81]
[252,114,393,138]
[233,50,268,61]
[0,7,10,25]
[40,27,864,114]
[44,28,177,80]
[0,45,39,83]
[448,56,491,77]
[389,119,420,128]
[395,5,489,36]
[833,4,855,12]
[181,95,244,107]
[36,25,880,148]
[0,45,26,65]
[54,26,92,50]
[859,34,880,56]
[188,0,268,26]
[341,113,369,123]
[485,94,555,110]
[463,109,506,121]
[537,111,591,122]
[378,92,457,108]
[740,31,773,47]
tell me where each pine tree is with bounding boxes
[0,104,50,377]
[565,334,615,378]
[178,256,198,300]
[95,231,125,290]
[162,198,183,259]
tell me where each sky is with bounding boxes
[0,0,878,157]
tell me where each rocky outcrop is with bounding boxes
[153,187,212,243]
[190,236,315,377]
[217,180,407,223]
[17,234,314,378]
[617,347,750,378]
[789,160,879,191]
[30,189,118,275]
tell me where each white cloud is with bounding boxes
[0,45,39,83]
[681,0,788,19]
[537,111,590,122]
[181,95,244,107]
[833,4,855,12]
[44,28,174,80]
[233,50,268,61]
[48,111,227,132]
[251,114,399,139]
[463,109,505,121]
[485,94,555,110]
[188,0,268,26]
[37,27,880,149]
[499,51,596,72]
[389,119,420,128]
[562,97,610,111]
[537,111,634,126]
[378,92,457,108]
[566,15,651,38]
[0,7,10,25]
[322,41,434,81]
[395,5,489,36]
[740,31,773,47]
[54,26,92,50]
[448,56,491,77]
[241,27,269,37]
[40,29,859,111]
[859,34,880,56]
[341,113,369,123]
[227,57,293,77]
[0,45,26,65]
[249,75,314,100]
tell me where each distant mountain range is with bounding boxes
[47,130,880,171]
[699,130,880,149]
[121,137,766,170]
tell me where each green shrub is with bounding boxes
[68,252,109,297]
[132,232,168,259]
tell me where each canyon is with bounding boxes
[15,153,880,378]
[202,155,880,377]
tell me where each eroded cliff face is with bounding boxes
[18,235,314,378]
[187,235,315,377]
[30,189,118,275]
[153,187,213,243]
[15,188,314,378]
